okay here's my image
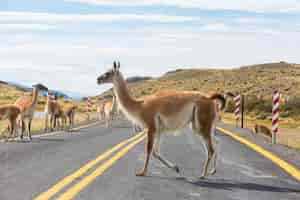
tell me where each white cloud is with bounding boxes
[65,0,300,13]
[202,23,230,32]
[0,11,194,23]
[0,23,56,30]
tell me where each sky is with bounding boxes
[0,0,300,96]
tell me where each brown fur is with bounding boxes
[45,96,61,131]
[54,105,66,129]
[15,84,47,140]
[0,104,21,138]
[97,61,226,178]
[64,105,77,130]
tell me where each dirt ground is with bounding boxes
[277,128,300,149]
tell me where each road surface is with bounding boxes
[0,119,299,200]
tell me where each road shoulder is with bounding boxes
[217,123,300,179]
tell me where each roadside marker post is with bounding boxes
[87,97,92,121]
[241,94,245,128]
[272,90,280,144]
[234,94,241,127]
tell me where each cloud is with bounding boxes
[65,0,300,13]
[0,11,194,23]
[0,23,56,30]
[201,23,230,32]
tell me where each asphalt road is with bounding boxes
[0,119,299,200]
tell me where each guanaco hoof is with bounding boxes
[209,169,216,175]
[136,170,146,177]
[173,165,180,173]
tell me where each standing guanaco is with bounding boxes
[0,104,21,138]
[15,84,48,140]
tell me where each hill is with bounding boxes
[95,62,300,119]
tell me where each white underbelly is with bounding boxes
[157,104,195,135]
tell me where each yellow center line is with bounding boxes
[57,134,147,200]
[34,131,145,200]
[217,127,300,182]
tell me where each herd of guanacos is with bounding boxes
[0,83,76,140]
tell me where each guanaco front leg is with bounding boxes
[136,128,154,176]
[28,118,33,140]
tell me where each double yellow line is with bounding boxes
[35,131,146,200]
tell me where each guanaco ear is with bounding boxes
[117,61,120,69]
[113,61,117,71]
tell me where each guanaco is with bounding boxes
[97,61,226,178]
[253,124,272,139]
[15,84,48,140]
[0,105,21,138]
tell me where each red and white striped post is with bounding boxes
[87,97,92,111]
[234,94,241,127]
[272,90,280,144]
[87,97,92,120]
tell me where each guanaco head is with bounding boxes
[33,83,48,91]
[97,61,120,84]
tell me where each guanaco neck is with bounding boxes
[30,87,39,107]
[111,95,117,112]
[112,73,140,113]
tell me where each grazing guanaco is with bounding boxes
[15,84,48,140]
[64,105,77,130]
[97,61,226,178]
[45,92,55,131]
[253,124,272,140]
[44,92,60,131]
[0,105,21,138]
[54,105,66,130]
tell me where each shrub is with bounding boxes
[226,100,235,112]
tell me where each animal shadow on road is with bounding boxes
[3,139,32,143]
[34,138,66,142]
[145,175,300,193]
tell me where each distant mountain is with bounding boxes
[126,76,152,83]
[0,80,8,84]
[5,81,32,92]
[59,90,84,100]
[2,81,84,100]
